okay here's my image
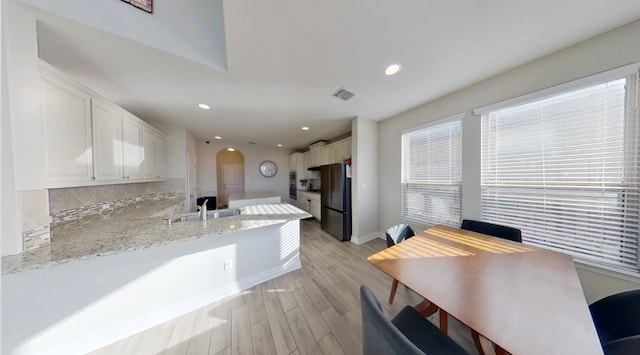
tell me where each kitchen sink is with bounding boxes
[171,209,241,223]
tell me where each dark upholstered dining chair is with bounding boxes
[589,289,640,355]
[360,285,470,355]
[460,219,522,243]
[386,224,415,304]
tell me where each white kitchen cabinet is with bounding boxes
[303,151,312,178]
[40,68,94,183]
[323,145,336,165]
[290,152,305,188]
[298,191,321,220]
[290,153,297,172]
[142,127,166,179]
[156,135,166,178]
[309,141,327,167]
[92,99,124,180]
[334,137,352,163]
[143,127,158,178]
[40,60,165,187]
[122,114,144,179]
[309,193,321,220]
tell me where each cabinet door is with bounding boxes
[41,76,93,182]
[143,128,158,178]
[310,196,321,220]
[303,151,311,178]
[122,114,143,179]
[156,135,166,178]
[92,99,124,180]
[324,146,336,165]
[295,153,305,186]
[290,154,297,172]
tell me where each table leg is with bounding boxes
[389,279,399,304]
[439,309,448,334]
[471,330,485,355]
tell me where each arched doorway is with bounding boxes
[216,148,245,207]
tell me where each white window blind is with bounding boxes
[402,116,462,226]
[481,74,639,272]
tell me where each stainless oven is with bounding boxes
[289,172,297,199]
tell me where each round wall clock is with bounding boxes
[259,160,278,177]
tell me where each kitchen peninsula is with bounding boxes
[2,199,310,355]
[227,191,282,208]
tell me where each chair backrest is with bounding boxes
[385,224,415,247]
[360,285,424,355]
[589,289,640,344]
[460,219,522,243]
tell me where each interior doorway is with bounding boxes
[216,149,245,207]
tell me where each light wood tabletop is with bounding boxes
[367,225,603,355]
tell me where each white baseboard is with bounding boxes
[350,231,384,245]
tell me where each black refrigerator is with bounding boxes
[320,163,352,241]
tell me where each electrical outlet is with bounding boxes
[224,260,232,270]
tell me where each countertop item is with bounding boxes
[2,198,310,274]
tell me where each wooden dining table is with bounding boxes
[367,224,603,355]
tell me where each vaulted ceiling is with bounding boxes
[24,0,640,150]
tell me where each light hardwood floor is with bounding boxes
[89,219,479,355]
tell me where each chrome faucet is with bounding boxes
[199,199,209,221]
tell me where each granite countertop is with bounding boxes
[1,199,311,275]
[228,191,281,200]
[297,189,321,195]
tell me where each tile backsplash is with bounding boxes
[18,190,51,252]
[48,179,186,226]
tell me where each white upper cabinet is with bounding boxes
[40,61,165,187]
[122,113,144,179]
[143,127,158,179]
[156,135,166,179]
[289,153,297,172]
[92,99,124,180]
[143,127,165,179]
[334,137,352,163]
[309,141,327,167]
[40,69,94,183]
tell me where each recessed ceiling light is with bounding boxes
[277,144,283,147]
[214,136,222,139]
[198,104,210,110]
[227,148,235,151]
[385,64,401,76]
[302,127,310,131]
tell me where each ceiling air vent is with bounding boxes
[332,87,355,101]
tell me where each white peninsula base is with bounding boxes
[2,220,301,355]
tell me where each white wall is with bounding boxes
[197,141,290,202]
[351,117,379,244]
[18,0,227,71]
[378,19,640,300]
[2,0,44,255]
[2,0,22,256]
[5,0,45,191]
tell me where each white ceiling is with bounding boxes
[30,0,640,150]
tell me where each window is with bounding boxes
[479,70,639,272]
[401,114,463,226]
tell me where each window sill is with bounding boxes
[573,259,640,284]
